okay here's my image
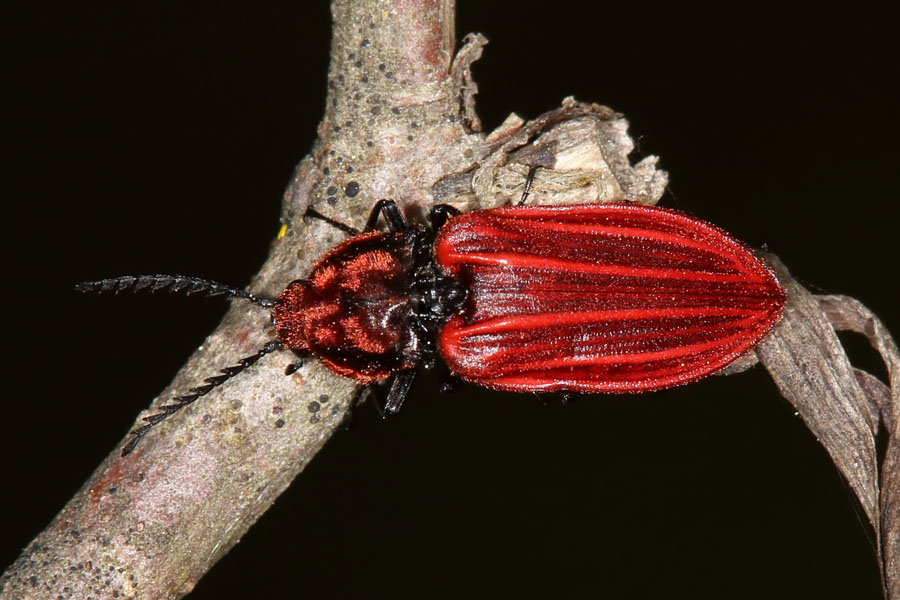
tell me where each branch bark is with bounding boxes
[0,1,665,598]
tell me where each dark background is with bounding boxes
[6,2,897,598]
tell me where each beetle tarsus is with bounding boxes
[436,365,462,394]
[365,199,407,232]
[383,369,417,416]
[558,392,576,405]
[341,386,365,429]
[341,384,387,429]
[284,358,306,376]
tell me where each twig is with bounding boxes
[0,1,667,598]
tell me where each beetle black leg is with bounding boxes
[365,199,407,233]
[435,363,463,394]
[430,204,461,232]
[383,369,417,416]
[366,383,387,418]
[340,382,389,429]
[517,166,538,206]
[533,391,577,407]
[284,358,306,376]
[304,208,360,235]
[533,392,552,407]
[558,391,577,405]
[341,386,366,430]
[305,200,407,235]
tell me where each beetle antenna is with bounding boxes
[121,340,283,456]
[76,274,277,308]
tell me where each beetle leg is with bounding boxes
[429,204,461,231]
[305,200,407,234]
[340,382,390,430]
[383,369,417,416]
[532,391,577,406]
[558,391,577,405]
[304,208,360,235]
[435,363,463,394]
[365,199,407,232]
[517,166,538,206]
[365,383,386,418]
[533,392,552,407]
[284,356,307,376]
[340,386,365,430]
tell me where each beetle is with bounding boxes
[78,169,786,455]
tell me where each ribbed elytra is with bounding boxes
[434,203,785,392]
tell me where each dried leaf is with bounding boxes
[756,256,899,599]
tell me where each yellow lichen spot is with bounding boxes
[277,224,288,239]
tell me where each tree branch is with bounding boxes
[1,1,666,597]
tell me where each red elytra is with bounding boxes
[434,203,785,392]
[80,198,785,455]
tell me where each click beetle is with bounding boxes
[78,169,785,455]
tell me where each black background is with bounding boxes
[6,2,898,598]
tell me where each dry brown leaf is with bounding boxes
[757,256,899,599]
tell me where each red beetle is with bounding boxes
[80,172,785,455]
